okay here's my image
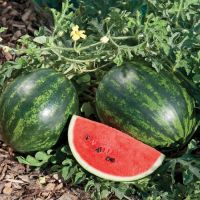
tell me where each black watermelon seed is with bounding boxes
[95,147,103,153]
[85,135,90,140]
[105,156,115,163]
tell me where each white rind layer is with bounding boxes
[68,115,165,182]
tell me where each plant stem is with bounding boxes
[109,36,119,48]
[109,36,144,50]
[176,0,184,26]
[62,56,96,63]
[112,36,137,40]
[43,41,102,53]
[45,35,138,53]
[79,42,102,51]
[50,48,95,63]
[82,63,111,72]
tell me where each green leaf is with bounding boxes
[76,74,91,84]
[33,36,47,44]
[81,102,95,117]
[193,74,200,83]
[16,156,32,165]
[17,155,45,167]
[61,166,70,181]
[50,164,61,172]
[26,155,44,167]
[188,165,200,179]
[61,165,78,181]
[50,155,58,164]
[113,54,123,66]
[0,27,7,33]
[183,170,194,185]
[100,189,111,199]
[186,139,198,154]
[60,146,72,155]
[84,180,95,192]
[47,149,54,154]
[74,171,86,184]
[62,159,73,166]
[35,151,51,161]
[111,184,129,200]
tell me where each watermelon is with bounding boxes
[95,62,197,151]
[0,68,79,153]
[68,115,165,181]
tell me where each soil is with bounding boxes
[0,141,91,200]
[0,1,91,199]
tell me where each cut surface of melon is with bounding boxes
[68,115,165,182]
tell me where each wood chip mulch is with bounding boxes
[0,141,91,200]
[0,0,47,64]
[0,0,41,46]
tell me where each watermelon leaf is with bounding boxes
[100,189,111,199]
[49,155,58,164]
[73,171,86,184]
[0,27,7,33]
[61,166,71,181]
[81,102,95,117]
[50,165,61,172]
[17,156,33,166]
[62,159,73,166]
[35,151,51,161]
[60,145,72,155]
[84,180,95,192]
[25,155,45,167]
[62,165,78,181]
[178,159,200,179]
[76,74,91,84]
[33,36,47,44]
[183,170,194,185]
[111,184,132,200]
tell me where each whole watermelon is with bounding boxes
[96,62,197,151]
[0,68,79,153]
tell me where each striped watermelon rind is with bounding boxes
[96,62,197,150]
[0,68,79,152]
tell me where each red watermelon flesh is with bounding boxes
[68,115,165,181]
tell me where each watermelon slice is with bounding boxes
[68,115,165,181]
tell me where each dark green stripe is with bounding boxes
[97,87,176,146]
[1,70,57,124]
[9,77,71,144]
[6,73,64,131]
[133,65,189,136]
[96,64,195,148]
[101,70,183,139]
[0,69,78,152]
[130,66,191,137]
[96,90,174,145]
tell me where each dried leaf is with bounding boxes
[45,183,55,191]
[3,182,12,195]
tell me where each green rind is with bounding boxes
[0,69,79,152]
[96,62,197,150]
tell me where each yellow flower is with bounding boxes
[70,25,86,41]
[2,46,11,53]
